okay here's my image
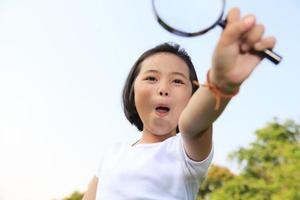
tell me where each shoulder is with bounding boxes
[101,141,130,157]
[157,134,213,164]
[159,134,214,180]
[95,142,130,176]
[177,133,214,168]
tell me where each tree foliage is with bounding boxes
[208,119,300,200]
[62,191,84,200]
[197,164,235,200]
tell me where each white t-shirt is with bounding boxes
[95,133,213,200]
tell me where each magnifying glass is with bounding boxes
[152,0,282,65]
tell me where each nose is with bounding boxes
[159,91,169,96]
[157,81,169,97]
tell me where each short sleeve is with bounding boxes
[178,134,214,182]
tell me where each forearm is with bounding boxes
[179,85,232,137]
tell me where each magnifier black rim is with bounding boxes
[152,0,226,37]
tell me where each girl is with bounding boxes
[83,8,276,200]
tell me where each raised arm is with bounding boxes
[178,8,276,161]
[82,176,98,200]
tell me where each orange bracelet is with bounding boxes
[192,70,239,110]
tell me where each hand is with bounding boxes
[210,8,276,94]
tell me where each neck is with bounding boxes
[139,129,176,144]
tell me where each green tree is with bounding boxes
[210,119,300,200]
[62,191,84,200]
[197,164,235,200]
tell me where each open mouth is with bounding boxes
[155,106,170,113]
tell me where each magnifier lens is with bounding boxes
[153,0,282,64]
[153,0,224,34]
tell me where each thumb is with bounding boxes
[221,15,256,46]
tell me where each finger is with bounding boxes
[220,15,256,46]
[254,36,277,51]
[226,8,240,25]
[240,24,265,52]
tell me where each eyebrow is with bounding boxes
[142,69,189,80]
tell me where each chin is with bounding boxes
[149,125,176,136]
[145,116,177,136]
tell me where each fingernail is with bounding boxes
[244,16,255,27]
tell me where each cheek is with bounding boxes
[134,83,153,114]
[175,90,192,112]
[178,97,190,112]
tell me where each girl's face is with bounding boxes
[134,52,193,137]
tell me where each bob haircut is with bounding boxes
[122,42,199,133]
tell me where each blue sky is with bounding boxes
[0,0,299,199]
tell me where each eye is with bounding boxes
[173,79,184,84]
[145,76,157,82]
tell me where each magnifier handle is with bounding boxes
[219,20,227,29]
[218,20,282,65]
[259,49,282,65]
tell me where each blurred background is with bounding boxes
[0,0,299,199]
